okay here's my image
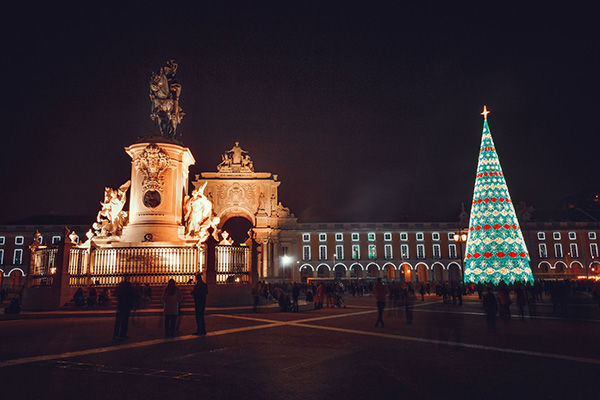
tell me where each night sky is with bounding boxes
[2,4,599,224]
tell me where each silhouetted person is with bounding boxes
[405,288,415,324]
[113,276,136,339]
[162,279,183,337]
[191,274,208,335]
[292,283,300,312]
[483,287,498,331]
[374,278,387,327]
[87,285,97,307]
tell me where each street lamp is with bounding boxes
[281,255,293,281]
[453,230,468,282]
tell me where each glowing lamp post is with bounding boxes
[453,231,468,283]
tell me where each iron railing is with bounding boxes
[215,245,251,284]
[30,248,58,286]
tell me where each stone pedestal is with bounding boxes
[121,139,195,244]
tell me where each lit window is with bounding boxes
[448,232,455,241]
[432,232,440,241]
[319,233,327,242]
[554,243,563,258]
[448,244,457,259]
[13,249,23,265]
[335,245,344,260]
[368,232,376,241]
[384,244,393,259]
[0,236,5,245]
[302,233,310,242]
[319,245,327,260]
[15,236,24,246]
[568,232,576,240]
[537,232,545,240]
[590,243,599,258]
[384,232,392,241]
[433,244,441,259]
[553,232,561,240]
[400,244,409,259]
[335,233,343,241]
[302,245,311,260]
[368,244,377,259]
[352,244,360,260]
[52,236,61,244]
[0,249,3,265]
[416,232,424,241]
[417,244,425,259]
[538,243,547,258]
[400,232,408,241]
[589,232,597,240]
[570,243,578,258]
[352,233,359,241]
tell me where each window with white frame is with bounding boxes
[537,232,545,240]
[302,245,311,260]
[302,233,310,242]
[432,232,440,241]
[52,236,61,244]
[401,244,409,259]
[432,244,441,259]
[384,232,392,241]
[38,236,43,244]
[570,243,578,258]
[568,232,576,240]
[335,233,343,241]
[352,244,360,259]
[553,232,561,240]
[400,232,408,241]
[368,232,376,241]
[417,244,425,259]
[335,245,344,260]
[448,244,457,259]
[554,243,563,258]
[0,249,3,264]
[589,232,597,240]
[538,243,547,258]
[15,236,24,245]
[319,233,327,242]
[590,243,599,258]
[352,233,359,241]
[13,249,23,264]
[368,244,377,259]
[319,245,327,260]
[416,232,424,241]
[0,236,5,245]
[384,244,393,259]
[448,232,455,241]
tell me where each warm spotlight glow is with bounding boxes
[281,255,293,266]
[50,267,56,275]
[453,234,459,241]
[461,234,467,241]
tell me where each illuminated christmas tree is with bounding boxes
[464,106,535,284]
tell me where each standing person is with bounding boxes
[483,287,498,331]
[516,285,526,320]
[113,276,136,340]
[162,279,183,337]
[405,288,415,324]
[374,278,387,328]
[419,284,425,301]
[191,274,208,335]
[292,283,300,312]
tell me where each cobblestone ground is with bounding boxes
[1,295,599,400]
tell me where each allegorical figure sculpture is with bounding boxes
[149,60,184,139]
[183,182,220,242]
[217,142,254,172]
[93,181,131,237]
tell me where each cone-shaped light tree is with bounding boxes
[464,106,535,284]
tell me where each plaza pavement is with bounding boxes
[1,294,599,399]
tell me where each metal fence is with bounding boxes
[68,246,204,287]
[30,248,58,286]
[215,245,251,284]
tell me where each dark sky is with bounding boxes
[2,4,599,224]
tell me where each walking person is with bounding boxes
[113,276,136,340]
[191,273,208,335]
[374,278,387,327]
[162,279,183,338]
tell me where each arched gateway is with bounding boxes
[192,142,297,280]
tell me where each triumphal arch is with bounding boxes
[192,142,298,279]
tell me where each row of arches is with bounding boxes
[537,261,600,274]
[298,262,463,283]
[0,268,26,293]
